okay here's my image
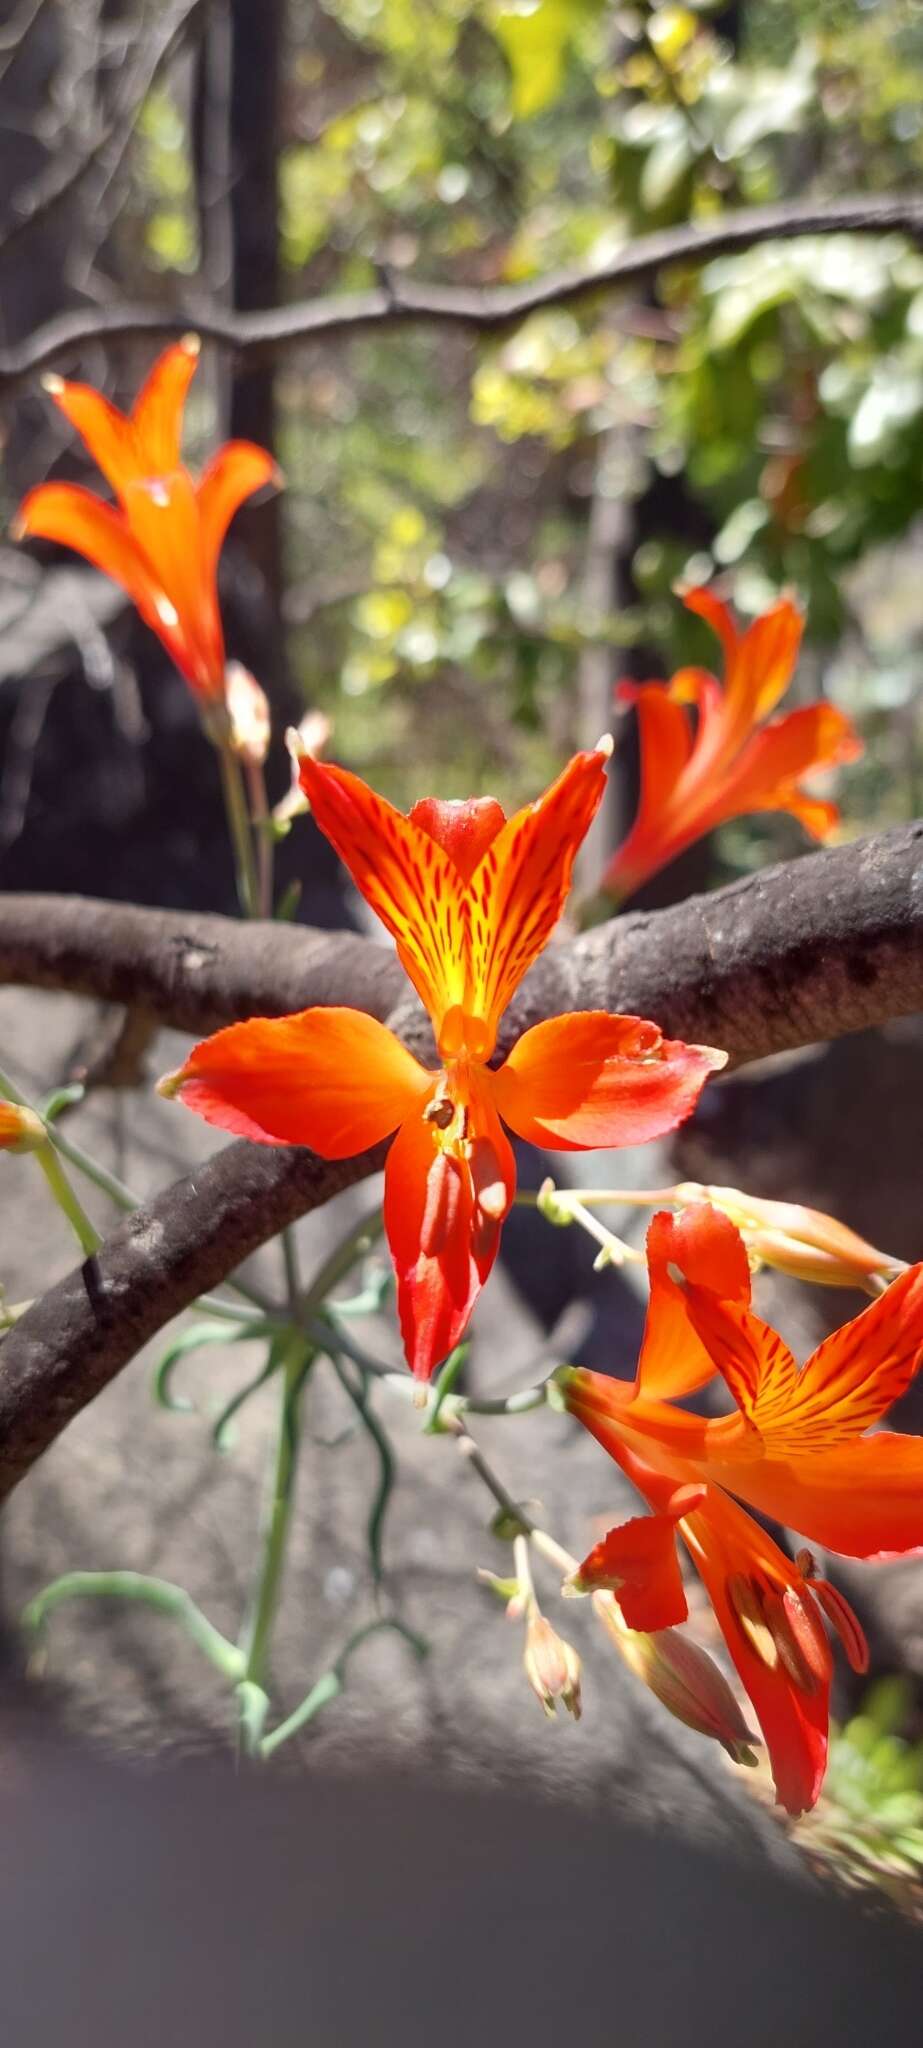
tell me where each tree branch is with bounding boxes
[0,820,920,1498]
[1,823,920,1059]
[0,896,406,1034]
[1,193,922,392]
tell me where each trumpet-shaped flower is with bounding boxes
[602,586,862,902]
[558,1203,923,1813]
[162,747,725,1379]
[13,338,279,704]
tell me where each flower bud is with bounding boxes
[593,1592,758,1764]
[225,662,271,768]
[273,712,332,826]
[673,1182,904,1292]
[0,1100,46,1154]
[523,1610,582,1721]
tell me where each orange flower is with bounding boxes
[558,1204,923,1813]
[161,747,726,1380]
[13,338,279,704]
[602,586,862,901]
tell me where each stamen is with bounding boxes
[423,1094,454,1131]
[471,1209,501,1263]
[781,1586,834,1690]
[471,1136,507,1222]
[726,1573,779,1671]
[810,1578,869,1675]
[760,1588,824,1695]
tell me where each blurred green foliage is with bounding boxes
[800,1677,923,1917]
[128,0,923,829]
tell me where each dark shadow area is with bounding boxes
[1,1725,919,2048]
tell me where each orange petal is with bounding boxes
[197,439,281,579]
[681,1489,828,1816]
[620,680,695,810]
[721,1433,923,1561]
[131,338,201,474]
[298,756,466,1026]
[721,702,862,834]
[688,1262,923,1456]
[492,1013,726,1151]
[559,1364,711,1470]
[684,586,804,728]
[464,747,609,1038]
[634,1205,752,1403]
[409,795,506,882]
[384,1083,516,1381]
[11,481,206,683]
[604,684,695,896]
[14,483,159,607]
[120,468,225,698]
[572,1499,701,1629]
[168,1007,431,1155]
[41,375,140,500]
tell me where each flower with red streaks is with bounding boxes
[559,1203,923,1813]
[13,338,279,704]
[161,746,725,1379]
[603,586,861,901]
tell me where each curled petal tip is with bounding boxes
[156,1068,184,1101]
[594,732,614,759]
[9,514,25,542]
[697,1043,729,1072]
[179,332,201,357]
[40,372,65,396]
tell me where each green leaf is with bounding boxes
[489,0,583,119]
[153,1319,276,1415]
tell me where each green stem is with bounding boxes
[23,1570,244,1681]
[238,1335,312,1708]
[295,1204,385,1322]
[281,1226,302,1312]
[246,757,274,920]
[259,1618,427,1759]
[217,739,260,920]
[34,1142,101,1257]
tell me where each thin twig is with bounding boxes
[2,193,922,391]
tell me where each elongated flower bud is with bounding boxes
[225,662,271,767]
[593,1592,758,1764]
[673,1182,904,1293]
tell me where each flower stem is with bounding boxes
[238,1334,313,1718]
[34,1142,101,1257]
[23,1570,244,1682]
[246,757,274,920]
[217,738,260,920]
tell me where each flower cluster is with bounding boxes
[558,1203,923,1814]
[15,339,904,1822]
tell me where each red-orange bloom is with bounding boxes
[602,586,862,901]
[559,1204,923,1814]
[13,338,279,703]
[162,748,726,1380]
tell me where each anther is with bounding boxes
[726,1573,779,1671]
